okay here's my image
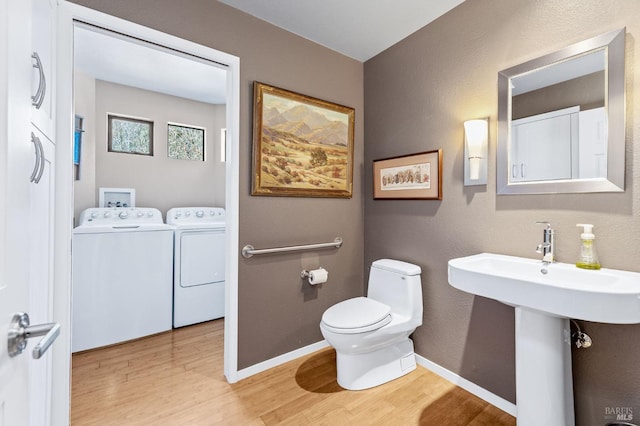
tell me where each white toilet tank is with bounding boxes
[367,259,423,321]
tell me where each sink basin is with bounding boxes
[448,252,640,324]
[448,252,640,425]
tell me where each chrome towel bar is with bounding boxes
[241,237,343,258]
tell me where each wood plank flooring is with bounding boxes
[71,320,515,425]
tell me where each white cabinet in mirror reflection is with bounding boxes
[510,106,605,183]
[577,107,607,179]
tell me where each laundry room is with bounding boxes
[71,25,229,351]
[72,75,226,219]
[73,26,227,221]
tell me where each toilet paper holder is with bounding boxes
[300,269,316,279]
[301,267,328,285]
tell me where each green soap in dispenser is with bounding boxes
[576,224,600,270]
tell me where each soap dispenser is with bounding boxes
[576,224,600,270]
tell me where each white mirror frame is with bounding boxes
[497,28,625,195]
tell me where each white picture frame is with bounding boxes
[99,187,136,208]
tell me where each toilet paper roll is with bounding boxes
[308,267,328,285]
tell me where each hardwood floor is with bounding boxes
[71,320,515,425]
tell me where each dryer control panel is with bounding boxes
[166,207,225,226]
[78,207,164,226]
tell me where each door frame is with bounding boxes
[54,2,241,423]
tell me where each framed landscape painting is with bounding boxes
[373,150,443,200]
[252,82,355,198]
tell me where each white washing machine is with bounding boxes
[167,207,226,327]
[72,207,174,352]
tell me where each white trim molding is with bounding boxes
[236,340,330,381]
[233,340,516,419]
[415,354,517,417]
[56,4,241,423]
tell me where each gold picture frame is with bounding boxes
[252,82,355,198]
[373,150,443,200]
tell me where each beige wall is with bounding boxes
[96,80,224,216]
[74,76,225,219]
[70,0,365,369]
[513,71,605,119]
[73,71,96,221]
[364,0,640,424]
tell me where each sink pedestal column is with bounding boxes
[515,307,574,426]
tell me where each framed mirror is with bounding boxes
[497,28,625,195]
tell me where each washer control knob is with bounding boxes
[90,212,98,218]
[196,210,204,218]
[119,211,129,219]
[185,211,191,217]
[104,212,111,218]
[147,211,154,217]
[137,211,144,218]
[209,211,215,216]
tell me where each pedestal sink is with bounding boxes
[448,253,640,426]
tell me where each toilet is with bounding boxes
[320,259,423,390]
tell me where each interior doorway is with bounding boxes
[54,4,241,423]
[72,23,229,222]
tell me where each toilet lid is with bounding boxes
[322,297,391,330]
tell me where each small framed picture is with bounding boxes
[373,150,443,200]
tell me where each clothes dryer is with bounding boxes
[72,207,173,352]
[167,207,226,327]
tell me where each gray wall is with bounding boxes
[512,71,605,120]
[74,78,225,219]
[364,1,640,424]
[69,0,365,369]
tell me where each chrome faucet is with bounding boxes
[535,221,556,264]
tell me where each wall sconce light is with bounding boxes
[463,118,488,186]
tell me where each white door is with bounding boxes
[578,107,607,179]
[27,129,56,426]
[30,0,56,137]
[1,1,33,423]
[1,1,58,425]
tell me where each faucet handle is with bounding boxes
[536,221,555,235]
[535,221,552,230]
[536,242,550,254]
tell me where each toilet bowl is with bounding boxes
[320,259,423,390]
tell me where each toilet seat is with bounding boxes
[321,297,391,334]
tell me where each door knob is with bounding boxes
[7,312,60,359]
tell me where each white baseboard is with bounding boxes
[236,340,330,381]
[415,354,517,417]
[235,341,516,418]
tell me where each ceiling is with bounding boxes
[74,25,228,104]
[74,2,465,104]
[218,0,466,62]
[511,49,605,95]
